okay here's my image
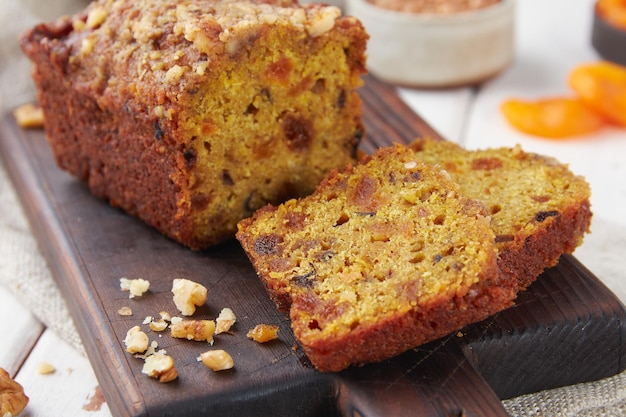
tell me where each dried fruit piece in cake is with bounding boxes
[410,138,592,292]
[237,144,515,372]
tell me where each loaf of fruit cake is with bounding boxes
[409,138,592,292]
[236,144,518,372]
[19,0,368,250]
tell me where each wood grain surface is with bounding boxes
[1,75,625,417]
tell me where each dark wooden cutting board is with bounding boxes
[1,75,625,417]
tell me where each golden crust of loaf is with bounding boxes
[409,138,592,292]
[237,144,517,372]
[20,0,368,250]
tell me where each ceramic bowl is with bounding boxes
[346,0,516,87]
[591,2,626,66]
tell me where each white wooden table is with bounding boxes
[1,0,625,415]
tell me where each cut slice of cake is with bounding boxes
[237,144,517,372]
[409,138,592,292]
[20,0,368,250]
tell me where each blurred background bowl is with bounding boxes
[347,0,516,88]
[591,0,626,66]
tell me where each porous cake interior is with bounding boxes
[239,146,497,342]
[177,16,366,244]
[410,139,591,248]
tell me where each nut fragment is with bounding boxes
[120,277,150,298]
[117,306,133,316]
[171,278,207,316]
[171,319,216,343]
[124,325,149,353]
[36,362,56,375]
[13,103,44,128]
[0,368,29,417]
[149,319,169,332]
[215,308,236,334]
[247,324,279,343]
[198,350,234,372]
[141,353,178,383]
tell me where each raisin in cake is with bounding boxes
[237,144,517,372]
[410,138,592,292]
[20,0,368,250]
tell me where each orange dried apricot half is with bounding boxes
[568,61,626,126]
[501,97,607,139]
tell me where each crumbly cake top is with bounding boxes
[74,0,342,56]
[56,0,347,107]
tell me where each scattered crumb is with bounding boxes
[171,278,207,316]
[215,308,236,334]
[36,362,56,375]
[13,103,44,128]
[119,277,150,298]
[142,353,178,383]
[198,350,234,371]
[124,326,149,354]
[149,319,169,332]
[118,306,133,316]
[171,319,216,343]
[247,324,279,343]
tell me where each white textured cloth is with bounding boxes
[1,1,626,416]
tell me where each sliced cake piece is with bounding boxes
[237,144,517,372]
[409,138,592,292]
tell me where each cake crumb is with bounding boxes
[215,308,236,334]
[171,278,207,316]
[198,350,235,371]
[13,103,44,128]
[36,362,56,375]
[120,277,150,298]
[118,306,133,316]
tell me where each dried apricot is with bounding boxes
[501,97,607,139]
[596,0,626,30]
[568,61,626,127]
